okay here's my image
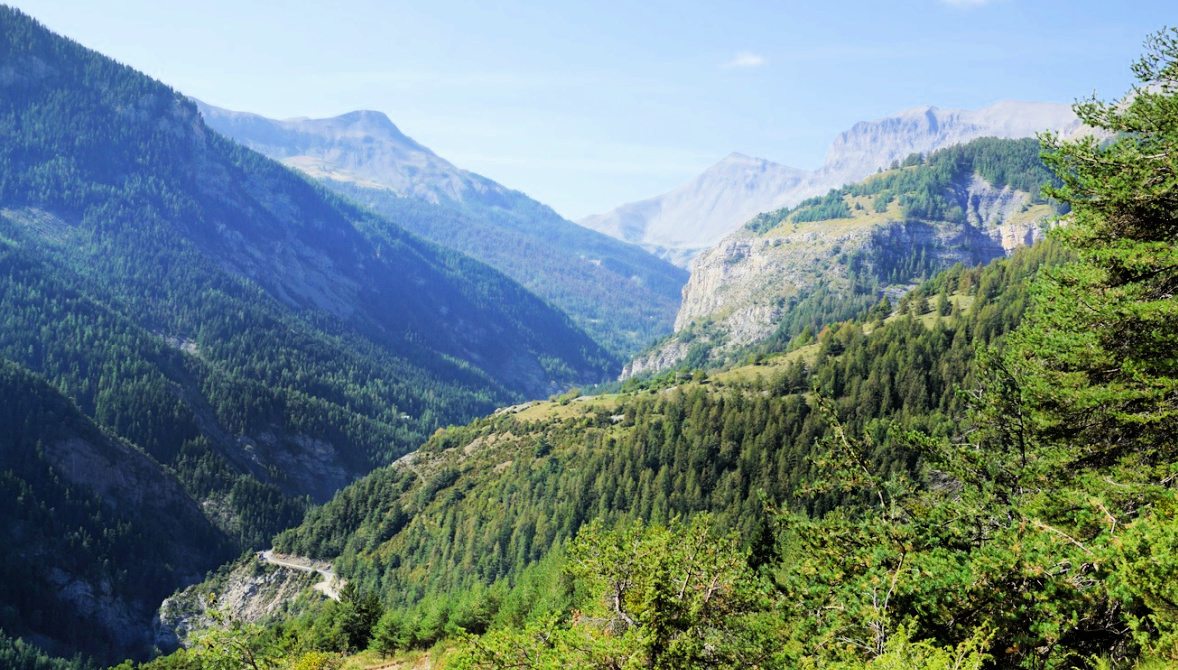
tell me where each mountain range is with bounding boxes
[195,103,688,357]
[579,100,1086,266]
[1,3,1159,668]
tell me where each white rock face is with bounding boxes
[155,557,319,651]
[817,101,1087,191]
[577,153,809,267]
[580,101,1084,267]
[623,171,1053,378]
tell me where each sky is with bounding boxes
[10,0,1174,219]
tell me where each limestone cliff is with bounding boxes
[624,142,1056,377]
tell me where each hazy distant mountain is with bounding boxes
[577,153,810,267]
[817,101,1085,187]
[197,103,688,357]
[195,103,510,205]
[579,101,1086,266]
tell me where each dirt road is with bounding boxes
[259,550,344,600]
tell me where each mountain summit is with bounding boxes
[576,152,810,267]
[196,102,501,204]
[820,101,1085,181]
[579,100,1086,266]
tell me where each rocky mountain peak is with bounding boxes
[283,109,428,149]
[819,100,1083,179]
[579,100,1084,267]
[577,152,810,266]
[197,100,490,203]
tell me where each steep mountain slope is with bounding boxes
[579,101,1083,266]
[0,359,233,661]
[625,138,1062,377]
[0,4,611,478]
[210,243,1060,657]
[196,102,688,357]
[0,7,611,659]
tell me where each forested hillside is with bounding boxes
[257,237,1059,639]
[324,181,687,357]
[130,29,1178,670]
[123,235,1052,663]
[0,6,608,661]
[139,215,1067,669]
[0,360,234,660]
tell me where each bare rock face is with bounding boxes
[818,102,1086,188]
[580,101,1082,267]
[623,339,694,379]
[154,556,318,651]
[626,174,1051,377]
[959,174,1047,252]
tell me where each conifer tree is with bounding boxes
[1018,27,1178,469]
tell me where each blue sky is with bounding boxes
[11,0,1173,219]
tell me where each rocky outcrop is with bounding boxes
[625,173,1051,377]
[624,339,694,379]
[818,102,1086,188]
[958,174,1047,252]
[581,101,1083,266]
[154,555,319,651]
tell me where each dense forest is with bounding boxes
[127,200,1069,669]
[0,359,234,659]
[301,180,687,359]
[234,234,1059,655]
[3,3,1177,669]
[0,6,610,662]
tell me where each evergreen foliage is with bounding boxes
[264,240,1061,652]
[325,182,688,358]
[10,8,1178,670]
[0,7,609,663]
[0,359,233,661]
[419,40,1178,661]
[0,630,93,670]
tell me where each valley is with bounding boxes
[0,4,1175,670]
[194,102,688,359]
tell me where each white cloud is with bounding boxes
[723,51,766,68]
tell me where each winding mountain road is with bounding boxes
[259,550,343,600]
